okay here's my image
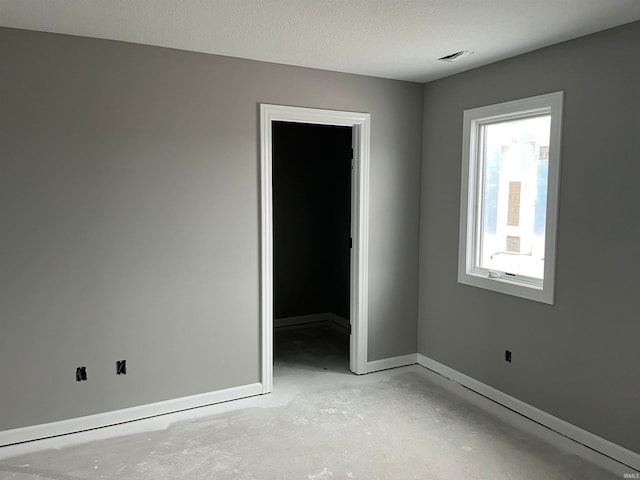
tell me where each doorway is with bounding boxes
[260,104,371,393]
[272,121,352,376]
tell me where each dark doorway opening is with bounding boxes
[272,121,353,373]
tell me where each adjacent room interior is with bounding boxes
[272,121,353,374]
[1,2,639,478]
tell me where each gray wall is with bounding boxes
[273,122,352,321]
[0,27,422,431]
[418,21,640,453]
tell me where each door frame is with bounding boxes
[259,104,371,392]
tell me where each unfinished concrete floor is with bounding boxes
[0,324,625,479]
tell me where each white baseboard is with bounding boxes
[366,353,417,373]
[0,382,263,448]
[326,313,350,330]
[274,312,350,331]
[274,313,332,328]
[417,354,640,473]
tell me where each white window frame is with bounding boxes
[458,92,563,304]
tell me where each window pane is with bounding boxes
[478,115,550,279]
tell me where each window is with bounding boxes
[458,92,563,304]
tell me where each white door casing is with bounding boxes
[259,104,371,392]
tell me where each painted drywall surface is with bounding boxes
[0,27,422,431]
[418,21,640,453]
[273,122,352,320]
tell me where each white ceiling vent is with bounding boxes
[438,50,474,62]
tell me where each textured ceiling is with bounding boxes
[1,0,640,83]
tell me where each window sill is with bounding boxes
[458,270,553,304]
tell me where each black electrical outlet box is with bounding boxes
[76,366,87,381]
[116,360,127,375]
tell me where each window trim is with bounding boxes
[458,92,563,304]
